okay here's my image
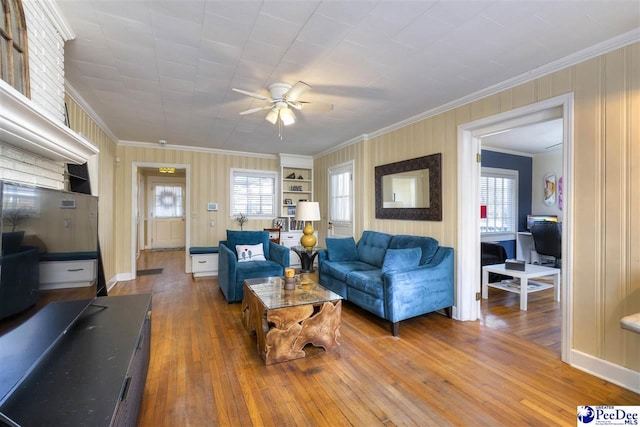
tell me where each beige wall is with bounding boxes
[64,95,118,283]
[314,42,639,372]
[113,146,279,273]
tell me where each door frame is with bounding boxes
[131,162,191,278]
[456,93,574,363]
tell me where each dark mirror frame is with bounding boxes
[375,153,442,221]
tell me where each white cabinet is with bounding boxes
[39,259,97,290]
[191,253,219,277]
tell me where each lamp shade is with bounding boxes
[265,108,278,125]
[279,107,295,126]
[295,201,320,221]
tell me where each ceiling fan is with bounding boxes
[232,81,333,130]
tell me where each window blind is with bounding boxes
[231,170,275,217]
[480,169,517,234]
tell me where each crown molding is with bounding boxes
[42,0,75,41]
[118,140,277,160]
[0,80,98,163]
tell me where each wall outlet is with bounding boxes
[210,221,215,227]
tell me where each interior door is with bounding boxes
[150,182,185,249]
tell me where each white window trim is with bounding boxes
[229,168,277,219]
[480,167,518,240]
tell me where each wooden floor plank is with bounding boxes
[2,249,638,426]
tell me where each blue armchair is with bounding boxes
[218,230,290,302]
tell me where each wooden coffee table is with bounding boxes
[242,276,342,365]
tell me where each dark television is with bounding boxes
[0,181,101,319]
[526,214,558,231]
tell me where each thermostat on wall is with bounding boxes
[207,203,218,211]
[60,200,76,209]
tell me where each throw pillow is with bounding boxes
[381,247,422,274]
[236,243,266,262]
[326,237,359,261]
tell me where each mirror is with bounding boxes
[375,153,442,221]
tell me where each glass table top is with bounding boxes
[244,276,342,310]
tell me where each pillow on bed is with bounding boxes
[381,247,422,274]
[236,243,266,262]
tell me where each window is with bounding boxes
[480,168,518,235]
[329,164,352,223]
[230,169,276,218]
[328,161,354,238]
[0,0,29,96]
[154,185,184,218]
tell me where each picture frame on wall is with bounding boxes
[544,173,556,206]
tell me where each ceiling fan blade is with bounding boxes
[238,105,272,115]
[286,100,303,110]
[232,88,272,102]
[284,81,311,102]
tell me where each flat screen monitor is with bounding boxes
[527,214,558,231]
[0,181,101,295]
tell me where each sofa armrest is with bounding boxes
[217,242,237,291]
[268,242,290,268]
[382,246,454,322]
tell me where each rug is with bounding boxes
[136,268,163,276]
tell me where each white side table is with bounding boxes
[482,263,560,311]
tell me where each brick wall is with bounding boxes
[22,0,66,125]
[0,2,68,189]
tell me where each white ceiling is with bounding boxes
[481,118,564,155]
[58,0,640,157]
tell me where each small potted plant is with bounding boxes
[235,212,248,231]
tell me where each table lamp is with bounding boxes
[295,201,320,250]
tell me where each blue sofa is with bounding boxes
[218,230,290,302]
[318,231,454,336]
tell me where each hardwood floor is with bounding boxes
[2,250,638,426]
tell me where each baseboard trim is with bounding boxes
[570,349,640,393]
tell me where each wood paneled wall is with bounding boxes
[314,42,640,372]
[113,145,279,274]
[64,95,118,284]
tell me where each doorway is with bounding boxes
[131,163,191,279]
[456,94,574,363]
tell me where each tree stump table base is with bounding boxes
[242,277,342,365]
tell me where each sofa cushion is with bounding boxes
[346,270,384,299]
[235,260,284,283]
[236,243,266,262]
[323,260,378,282]
[357,231,393,267]
[381,247,422,273]
[389,235,439,265]
[326,237,358,261]
[227,230,270,259]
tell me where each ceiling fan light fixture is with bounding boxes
[280,108,295,126]
[265,108,279,125]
